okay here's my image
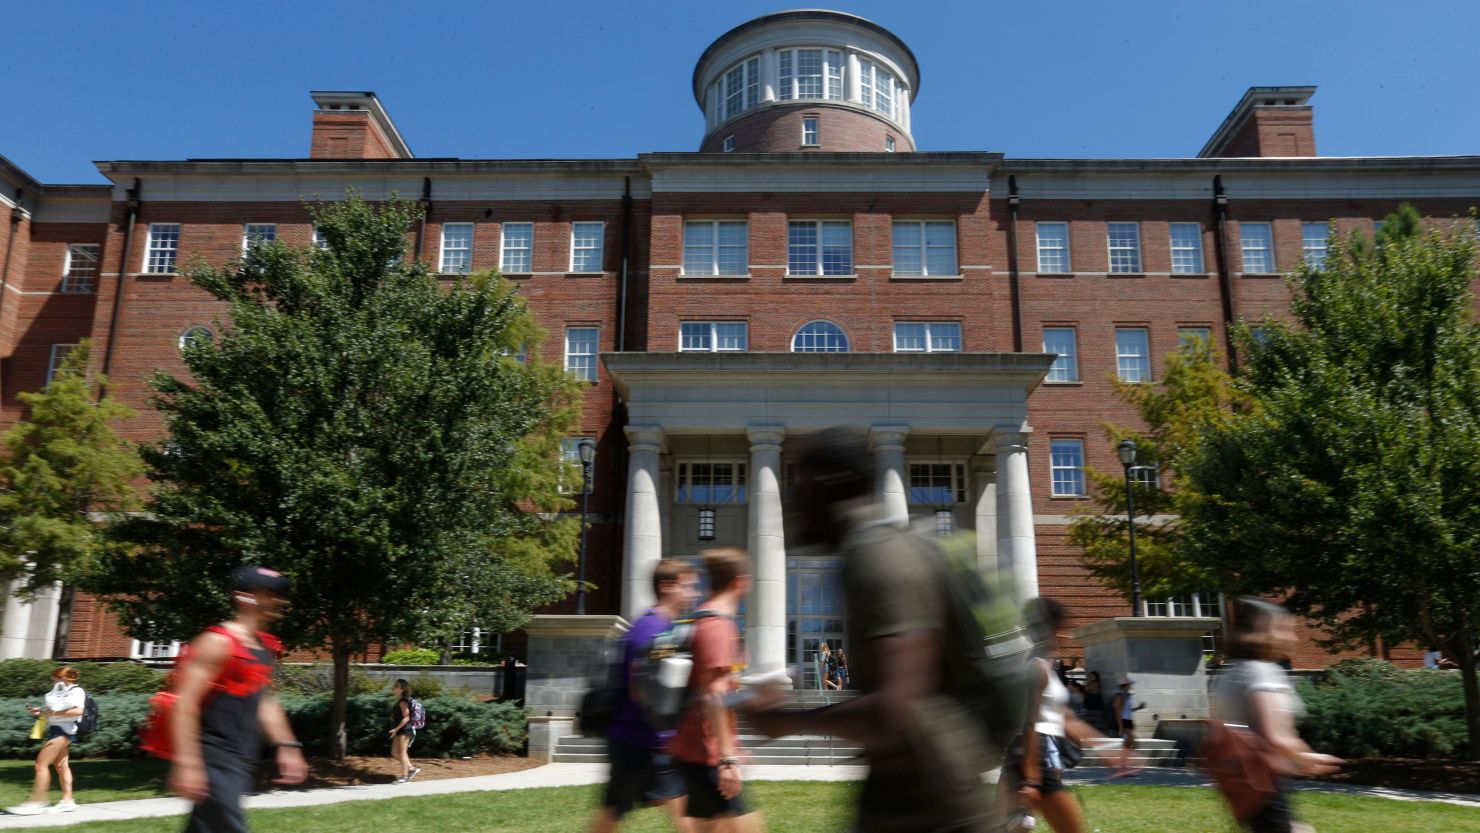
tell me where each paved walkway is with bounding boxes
[1,764,1473,828]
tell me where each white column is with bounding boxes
[871,426,909,526]
[761,48,778,102]
[0,580,59,660]
[974,468,999,577]
[746,426,786,674]
[622,425,665,621]
[846,52,862,103]
[995,430,1039,603]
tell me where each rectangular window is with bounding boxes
[797,49,824,98]
[778,50,792,100]
[802,117,819,146]
[570,222,604,272]
[1107,222,1142,273]
[61,244,99,293]
[500,222,533,273]
[559,437,595,495]
[679,321,748,352]
[1049,439,1086,497]
[1302,222,1329,268]
[1169,222,1205,273]
[908,462,967,505]
[858,58,895,117]
[1036,222,1070,272]
[675,461,748,505]
[1240,222,1275,273]
[312,227,328,250]
[47,344,79,384]
[825,50,843,100]
[893,321,962,353]
[683,220,748,276]
[440,222,474,274]
[787,220,852,276]
[723,135,736,153]
[1177,327,1213,351]
[892,220,957,277]
[1115,327,1152,382]
[129,640,181,660]
[885,136,896,153]
[722,56,760,120]
[242,223,277,251]
[1043,327,1079,382]
[564,327,598,382]
[144,223,180,273]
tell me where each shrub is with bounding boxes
[0,660,164,698]
[381,648,442,665]
[275,664,384,697]
[280,693,525,758]
[0,694,153,759]
[1298,659,1467,759]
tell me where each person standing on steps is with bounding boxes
[169,566,306,833]
[388,679,420,784]
[1110,677,1145,778]
[818,642,841,692]
[5,667,86,816]
[834,648,851,691]
[592,558,701,833]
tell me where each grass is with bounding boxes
[0,758,168,808]
[18,780,1480,833]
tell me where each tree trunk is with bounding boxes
[331,642,351,761]
[1455,628,1480,762]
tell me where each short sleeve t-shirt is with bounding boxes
[668,614,742,767]
[605,609,675,751]
[45,683,86,733]
[1213,659,1305,736]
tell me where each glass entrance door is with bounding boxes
[786,558,846,690]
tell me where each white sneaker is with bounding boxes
[392,776,407,784]
[5,802,47,816]
[51,800,77,813]
[405,767,421,782]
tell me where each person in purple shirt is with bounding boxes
[592,558,701,833]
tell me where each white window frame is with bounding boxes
[564,326,598,382]
[777,48,844,102]
[802,117,820,146]
[312,227,328,250]
[791,320,850,353]
[46,344,79,384]
[570,222,604,273]
[242,223,277,251]
[1049,439,1086,497]
[144,223,180,274]
[1302,222,1329,268]
[892,220,958,277]
[857,56,897,118]
[1115,327,1152,383]
[885,136,896,152]
[787,220,852,276]
[1169,222,1205,274]
[129,639,181,660]
[500,222,534,273]
[720,55,762,121]
[1107,222,1142,273]
[1240,222,1275,273]
[1144,591,1220,619]
[440,222,474,274]
[906,461,968,505]
[1042,327,1079,383]
[892,321,962,353]
[1036,222,1070,272]
[723,135,736,153]
[675,461,749,505]
[683,220,748,276]
[679,321,748,352]
[61,244,99,293]
[179,326,214,352]
[1177,327,1213,352]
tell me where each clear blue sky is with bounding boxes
[6,0,1477,183]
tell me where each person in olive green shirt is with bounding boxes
[748,427,998,833]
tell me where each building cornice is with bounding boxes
[96,159,645,176]
[996,155,1480,174]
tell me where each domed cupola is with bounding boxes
[693,10,921,153]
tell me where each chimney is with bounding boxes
[1198,86,1316,158]
[309,91,413,159]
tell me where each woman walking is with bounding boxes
[6,667,86,815]
[387,679,421,784]
[817,643,841,692]
[1213,597,1341,833]
[834,648,850,691]
[1110,677,1145,778]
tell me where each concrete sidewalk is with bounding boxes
[2,763,1475,828]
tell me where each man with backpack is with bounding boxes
[590,558,700,833]
[749,427,1025,833]
[168,566,306,832]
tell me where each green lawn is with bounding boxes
[28,781,1480,833]
[0,758,168,808]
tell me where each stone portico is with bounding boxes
[603,352,1054,677]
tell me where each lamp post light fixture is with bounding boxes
[575,438,596,615]
[1118,438,1145,617]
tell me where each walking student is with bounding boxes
[5,667,86,815]
[1213,597,1341,833]
[169,566,307,833]
[834,648,850,691]
[388,679,420,784]
[668,548,765,832]
[592,558,700,833]
[818,642,841,692]
[1110,677,1144,778]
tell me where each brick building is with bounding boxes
[1,10,1473,672]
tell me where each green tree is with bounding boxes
[1178,206,1480,757]
[87,194,580,757]
[1067,337,1249,603]
[0,341,142,596]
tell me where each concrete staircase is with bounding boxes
[1077,736,1185,768]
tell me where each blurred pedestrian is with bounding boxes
[834,648,850,690]
[1212,597,1341,833]
[387,679,420,784]
[4,667,86,815]
[818,642,841,692]
[1110,677,1144,778]
[1082,671,1103,714]
[591,558,699,833]
[668,548,764,832]
[169,566,306,833]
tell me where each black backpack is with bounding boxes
[75,694,100,739]
[630,610,725,732]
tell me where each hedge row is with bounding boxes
[1298,659,1467,759]
[0,693,526,760]
[0,659,163,698]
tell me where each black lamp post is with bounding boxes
[1118,439,1144,617]
[575,438,596,615]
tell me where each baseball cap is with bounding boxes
[1120,675,1135,686]
[231,565,291,593]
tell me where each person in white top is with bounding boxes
[5,667,86,816]
[1006,598,1097,833]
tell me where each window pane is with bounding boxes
[1178,327,1212,351]
[1036,222,1069,272]
[501,223,533,272]
[792,320,849,353]
[62,244,99,292]
[825,50,843,100]
[1115,328,1151,382]
[819,221,852,275]
[146,224,180,273]
[1107,222,1142,273]
[1050,440,1085,496]
[1302,222,1329,268]
[714,322,748,351]
[894,322,925,352]
[788,221,818,275]
[1043,328,1078,382]
[1240,222,1274,273]
[565,327,598,381]
[892,221,923,276]
[717,221,747,275]
[925,221,957,275]
[440,223,473,274]
[680,322,711,352]
[797,49,823,98]
[1170,222,1204,273]
[928,322,962,352]
[571,222,604,272]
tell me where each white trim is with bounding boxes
[500,222,534,273]
[47,344,80,383]
[440,222,474,274]
[569,221,605,273]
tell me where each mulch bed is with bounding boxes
[1311,758,1480,794]
[255,754,540,791]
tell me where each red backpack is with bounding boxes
[140,625,281,760]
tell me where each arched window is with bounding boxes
[792,320,850,353]
[179,326,214,352]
